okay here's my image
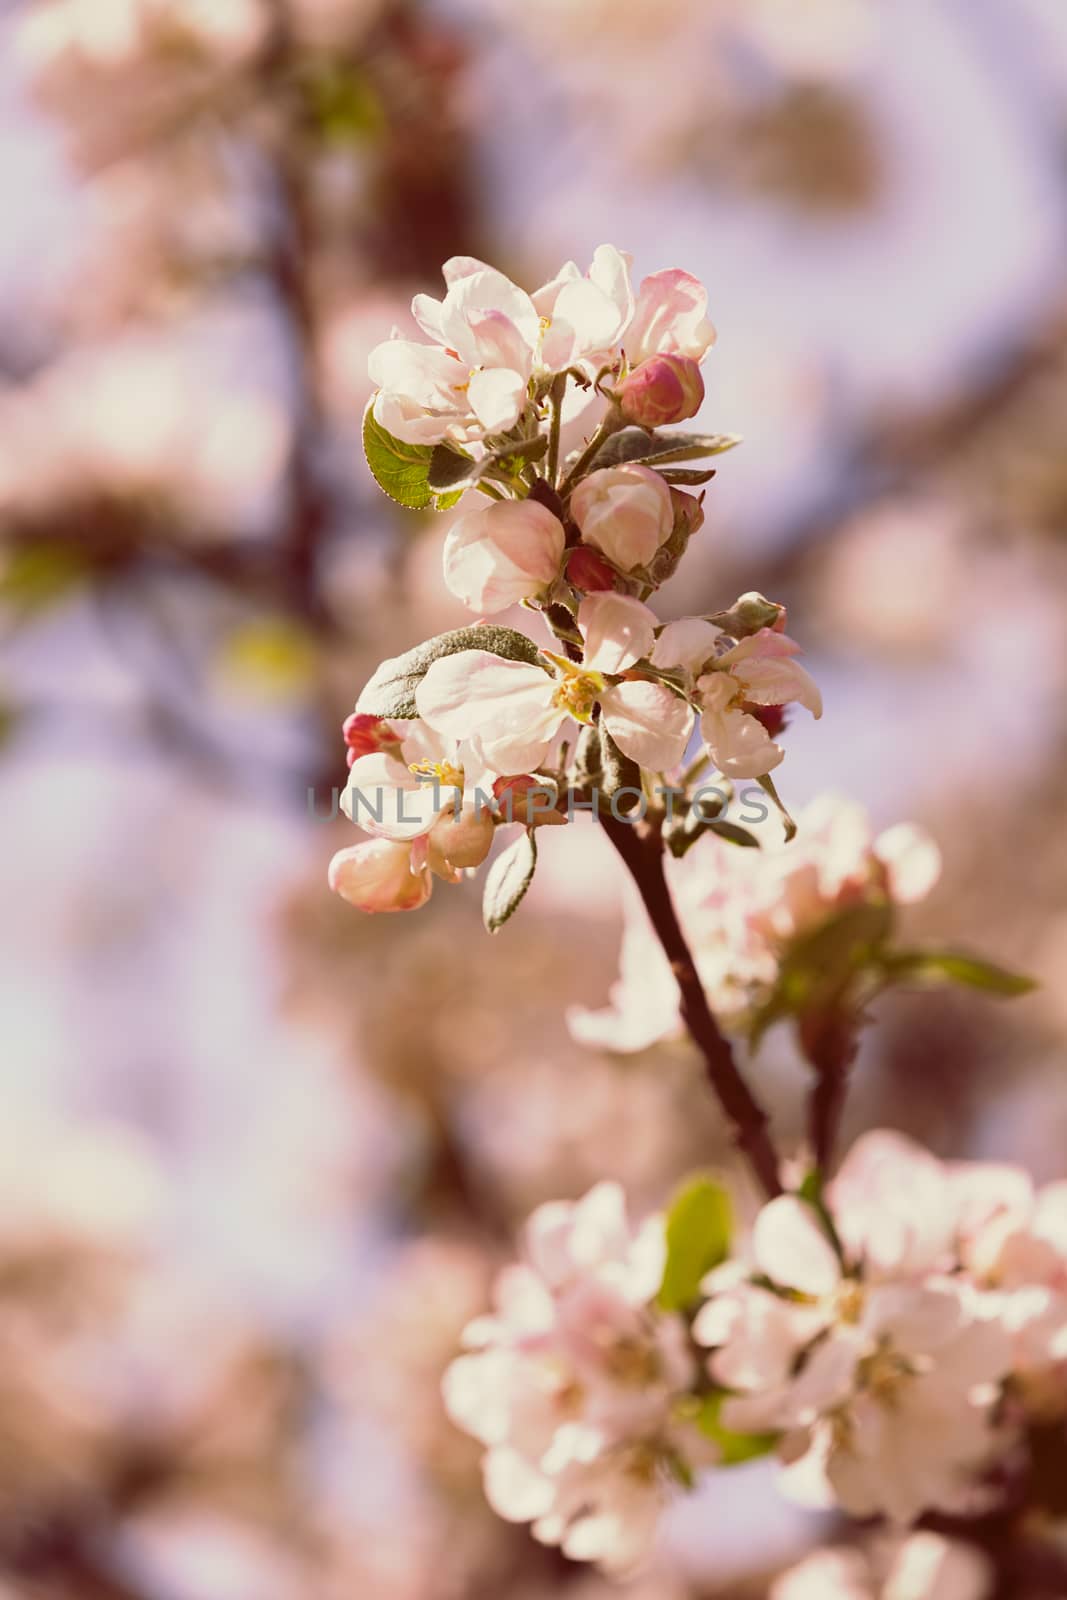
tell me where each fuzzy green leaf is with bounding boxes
[483,830,537,933]
[593,429,742,471]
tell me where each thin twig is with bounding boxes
[546,372,567,488]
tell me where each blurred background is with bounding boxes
[1,0,1066,1594]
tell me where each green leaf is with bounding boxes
[363,402,467,512]
[427,443,476,492]
[658,467,717,485]
[593,429,742,471]
[427,436,549,498]
[657,1174,733,1312]
[356,625,544,718]
[483,830,537,933]
[692,1394,778,1466]
[666,810,761,858]
[756,772,797,842]
[880,949,1036,998]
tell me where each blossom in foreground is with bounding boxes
[416,593,694,773]
[442,497,566,613]
[649,619,821,777]
[771,1533,994,1600]
[625,268,717,365]
[329,718,496,913]
[369,247,633,444]
[693,1133,1013,1523]
[442,1182,710,1572]
[367,248,717,445]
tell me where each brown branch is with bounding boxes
[801,1009,860,1174]
[599,813,782,1198]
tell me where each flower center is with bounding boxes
[550,665,605,724]
[600,1334,663,1388]
[832,1280,865,1326]
[857,1341,916,1405]
[409,759,464,789]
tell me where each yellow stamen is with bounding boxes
[409,759,464,789]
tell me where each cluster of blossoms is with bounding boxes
[442,1182,710,1571]
[338,242,1043,1588]
[770,1532,994,1600]
[447,1135,1067,1575]
[572,792,943,1051]
[332,245,823,918]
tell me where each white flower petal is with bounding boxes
[578,592,658,673]
[601,681,693,771]
[753,1196,842,1297]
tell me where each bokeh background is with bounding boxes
[1,1,1066,1594]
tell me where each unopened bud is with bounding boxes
[616,354,705,429]
[492,774,566,828]
[742,702,789,738]
[343,713,403,762]
[430,803,495,869]
[567,546,618,593]
[707,592,786,639]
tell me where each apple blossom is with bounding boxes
[415,593,694,773]
[570,796,944,1053]
[329,719,502,911]
[616,354,705,429]
[368,247,635,444]
[695,629,822,778]
[570,463,674,573]
[531,244,635,374]
[952,1165,1067,1416]
[442,1182,710,1572]
[694,1136,1014,1524]
[771,1535,994,1600]
[327,836,433,914]
[442,498,566,613]
[625,268,717,365]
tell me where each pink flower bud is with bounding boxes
[343,713,403,762]
[742,702,789,738]
[429,803,495,869]
[443,499,566,614]
[616,354,705,428]
[328,839,432,913]
[492,774,566,828]
[566,546,619,593]
[570,463,673,573]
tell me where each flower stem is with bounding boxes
[559,410,625,497]
[599,813,783,1198]
[546,372,567,488]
